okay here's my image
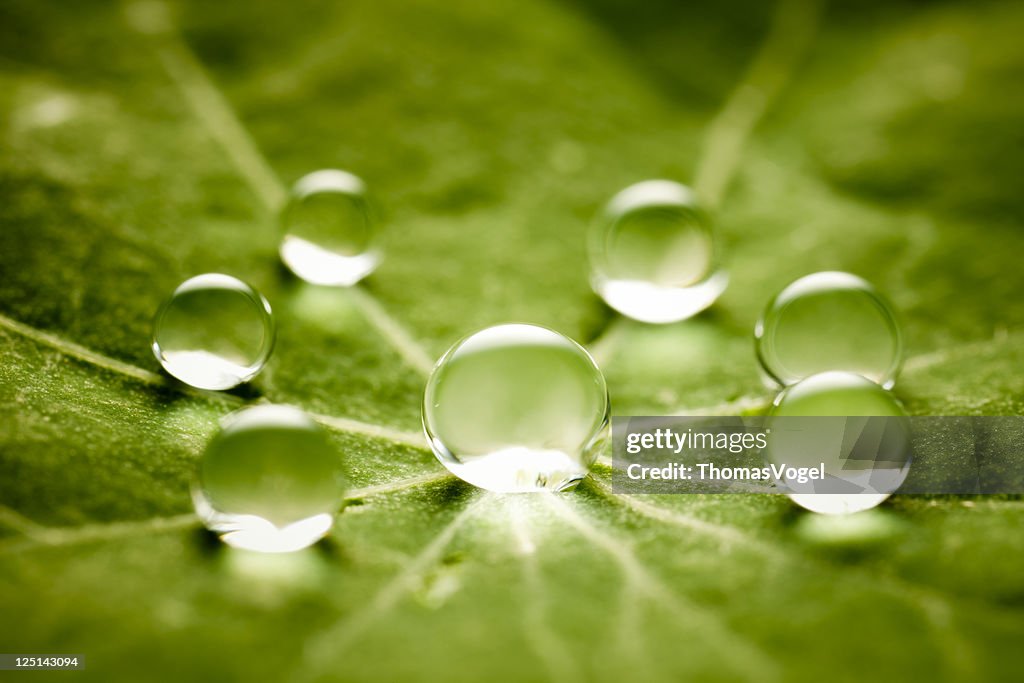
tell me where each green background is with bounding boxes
[1,0,1023,680]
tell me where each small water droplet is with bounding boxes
[766,371,911,515]
[151,273,275,391]
[755,271,903,388]
[280,169,381,286]
[589,180,727,323]
[193,405,346,552]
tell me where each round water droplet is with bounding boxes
[193,405,345,552]
[280,169,381,286]
[766,371,911,515]
[423,324,609,493]
[588,180,727,324]
[151,274,275,390]
[755,271,903,389]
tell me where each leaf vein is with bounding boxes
[301,494,488,676]
[126,0,435,377]
[0,312,428,451]
[545,495,781,682]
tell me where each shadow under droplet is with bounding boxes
[191,525,224,558]
[222,381,264,401]
[192,520,347,569]
[579,298,618,344]
[312,534,349,566]
[275,258,297,283]
[148,367,264,404]
[424,477,478,507]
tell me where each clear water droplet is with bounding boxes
[755,271,903,389]
[423,324,609,493]
[193,405,345,552]
[280,169,381,286]
[766,371,911,515]
[588,180,727,324]
[151,274,275,390]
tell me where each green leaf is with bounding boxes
[1,0,1023,681]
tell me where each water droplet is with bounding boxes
[193,405,345,552]
[588,180,727,323]
[755,271,902,389]
[766,371,911,515]
[280,169,380,286]
[423,324,609,493]
[151,273,275,390]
